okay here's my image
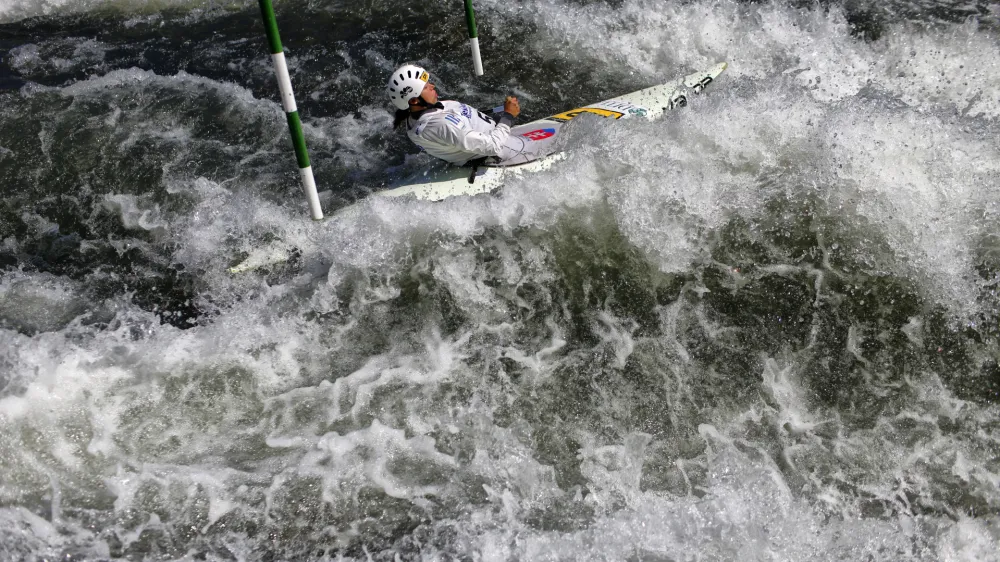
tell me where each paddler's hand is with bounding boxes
[504,95,520,118]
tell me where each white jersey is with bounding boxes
[407,100,524,166]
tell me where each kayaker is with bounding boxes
[388,64,521,166]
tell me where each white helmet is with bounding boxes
[387,64,430,110]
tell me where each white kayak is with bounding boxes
[377,61,728,202]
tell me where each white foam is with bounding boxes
[311,105,395,172]
[290,420,460,504]
[59,68,264,109]
[462,440,917,560]
[0,272,88,334]
[937,517,1000,562]
[483,0,999,118]
[0,508,61,559]
[760,356,824,436]
[102,193,170,236]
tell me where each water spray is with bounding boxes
[257,0,323,220]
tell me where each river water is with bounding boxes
[1,0,998,560]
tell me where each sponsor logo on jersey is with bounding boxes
[550,107,625,121]
[461,104,473,119]
[521,128,556,141]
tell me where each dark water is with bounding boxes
[1,0,999,560]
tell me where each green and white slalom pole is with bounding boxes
[464,0,484,76]
[257,0,323,220]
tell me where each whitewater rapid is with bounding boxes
[1,0,998,560]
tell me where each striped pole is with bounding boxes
[463,0,484,76]
[257,0,323,220]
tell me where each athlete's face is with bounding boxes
[419,81,438,104]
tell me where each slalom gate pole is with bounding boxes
[463,0,484,76]
[257,0,323,220]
